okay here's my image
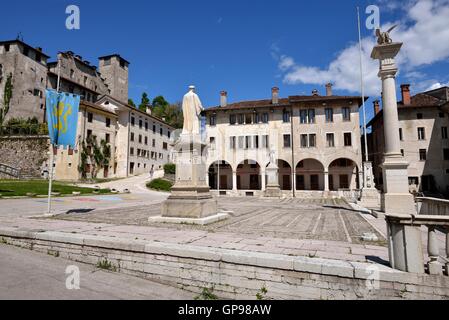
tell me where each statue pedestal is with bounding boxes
[265,163,281,198]
[380,156,416,215]
[359,162,381,208]
[150,134,228,225]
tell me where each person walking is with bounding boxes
[149,165,155,180]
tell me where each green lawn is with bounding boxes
[0,180,111,197]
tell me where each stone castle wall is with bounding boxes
[0,136,50,178]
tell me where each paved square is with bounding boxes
[54,197,385,245]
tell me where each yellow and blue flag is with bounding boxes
[45,89,80,148]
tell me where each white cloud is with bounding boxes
[277,0,449,96]
[425,81,449,91]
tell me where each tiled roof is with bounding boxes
[205,95,365,112]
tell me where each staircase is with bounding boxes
[0,163,21,178]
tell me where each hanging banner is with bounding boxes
[45,90,80,148]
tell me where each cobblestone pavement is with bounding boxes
[54,197,386,246]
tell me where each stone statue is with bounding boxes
[269,148,276,166]
[182,85,204,135]
[376,25,397,45]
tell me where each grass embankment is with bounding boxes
[146,179,173,192]
[0,180,110,197]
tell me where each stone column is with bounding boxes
[265,163,281,197]
[324,171,330,192]
[232,170,237,192]
[261,170,266,192]
[371,42,415,214]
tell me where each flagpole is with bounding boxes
[47,55,61,214]
[357,7,370,165]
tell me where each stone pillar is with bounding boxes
[359,162,381,208]
[324,171,329,192]
[371,42,415,214]
[427,226,443,275]
[265,163,281,197]
[232,171,237,192]
[261,170,266,192]
[385,214,425,274]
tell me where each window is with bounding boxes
[342,107,351,121]
[33,89,42,97]
[283,134,291,148]
[399,128,403,141]
[229,114,236,125]
[139,120,143,129]
[105,134,110,143]
[130,133,134,142]
[419,149,427,161]
[344,133,352,146]
[254,136,260,149]
[230,136,236,149]
[442,127,448,140]
[300,134,308,148]
[309,134,316,148]
[325,108,333,123]
[401,149,405,157]
[163,142,168,150]
[70,69,75,78]
[5,44,10,52]
[153,125,156,133]
[130,148,134,156]
[160,128,163,136]
[106,117,111,128]
[87,112,93,123]
[104,58,111,66]
[326,133,335,147]
[238,136,244,149]
[245,114,253,125]
[145,122,148,131]
[138,135,142,144]
[262,135,269,148]
[168,131,171,139]
[417,113,423,119]
[144,137,148,145]
[418,127,426,140]
[152,139,156,147]
[308,109,316,124]
[254,113,260,124]
[262,113,269,124]
[209,137,216,149]
[245,136,252,149]
[409,177,419,185]
[238,114,245,125]
[283,110,291,123]
[300,110,308,124]
[83,76,87,86]
[210,115,217,126]
[87,129,92,138]
[131,117,135,126]
[444,149,449,161]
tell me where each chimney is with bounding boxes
[271,87,279,104]
[325,83,333,96]
[401,84,411,105]
[312,89,319,96]
[220,91,227,107]
[373,100,380,115]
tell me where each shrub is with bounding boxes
[147,178,173,192]
[164,163,176,175]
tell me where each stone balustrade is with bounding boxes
[386,213,449,276]
[416,197,449,216]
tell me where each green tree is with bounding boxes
[128,99,136,108]
[139,92,151,112]
[151,96,183,129]
[0,73,13,133]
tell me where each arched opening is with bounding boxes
[296,159,325,191]
[208,161,233,190]
[267,160,292,190]
[237,160,261,190]
[328,158,359,191]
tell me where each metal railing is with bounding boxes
[0,163,21,178]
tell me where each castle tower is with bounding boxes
[98,54,129,104]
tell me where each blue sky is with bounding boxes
[1,0,449,123]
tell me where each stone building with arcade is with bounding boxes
[204,85,366,197]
